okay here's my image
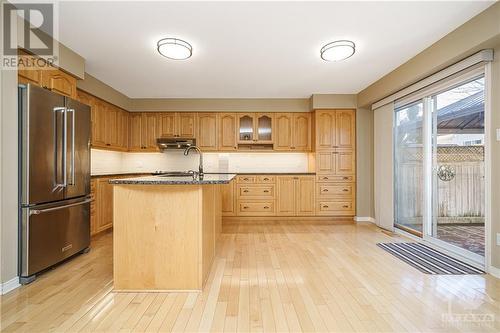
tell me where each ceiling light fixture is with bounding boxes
[320,40,355,62]
[157,38,192,60]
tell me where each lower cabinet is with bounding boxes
[91,176,131,235]
[222,174,354,218]
[276,176,315,216]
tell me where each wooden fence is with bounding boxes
[396,146,484,224]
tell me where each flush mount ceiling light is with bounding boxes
[157,38,192,60]
[320,40,355,62]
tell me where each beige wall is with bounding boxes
[356,108,374,217]
[77,73,130,110]
[311,94,357,109]
[358,2,500,108]
[1,0,20,284]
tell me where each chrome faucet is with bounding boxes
[183,145,204,178]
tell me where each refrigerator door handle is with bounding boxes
[62,107,68,187]
[53,107,66,189]
[30,198,92,215]
[67,108,76,185]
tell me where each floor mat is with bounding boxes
[377,242,484,275]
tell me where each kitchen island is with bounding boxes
[109,174,235,292]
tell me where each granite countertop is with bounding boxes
[109,174,236,185]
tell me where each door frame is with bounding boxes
[393,64,491,270]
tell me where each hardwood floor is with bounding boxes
[1,222,499,332]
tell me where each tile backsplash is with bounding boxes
[91,149,310,175]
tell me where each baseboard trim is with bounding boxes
[354,216,376,223]
[222,216,354,224]
[488,265,500,279]
[1,277,20,295]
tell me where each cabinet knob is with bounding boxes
[343,189,349,192]
[343,205,349,208]
[106,143,110,146]
[322,177,328,180]
[243,206,249,209]
[243,178,249,180]
[263,178,269,181]
[291,147,295,149]
[323,205,329,208]
[263,190,269,193]
[343,177,349,180]
[264,206,269,209]
[322,189,328,192]
[243,190,249,193]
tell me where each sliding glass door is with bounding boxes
[394,69,486,263]
[394,102,424,235]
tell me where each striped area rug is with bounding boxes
[377,242,484,275]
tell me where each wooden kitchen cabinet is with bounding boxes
[129,113,158,151]
[91,178,114,235]
[315,110,336,150]
[315,109,355,151]
[316,151,355,175]
[274,113,311,151]
[197,113,218,151]
[276,176,315,216]
[158,113,197,138]
[237,113,274,144]
[128,113,143,151]
[218,113,238,151]
[222,180,236,216]
[18,51,43,85]
[40,68,77,99]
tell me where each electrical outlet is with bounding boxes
[497,233,500,246]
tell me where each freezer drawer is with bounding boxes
[20,198,91,278]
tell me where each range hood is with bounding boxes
[157,138,196,151]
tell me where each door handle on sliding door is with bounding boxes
[67,108,75,185]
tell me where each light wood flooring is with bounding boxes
[1,222,500,332]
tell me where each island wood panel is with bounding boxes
[113,184,221,291]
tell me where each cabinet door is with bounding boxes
[315,110,336,150]
[238,113,255,143]
[335,151,355,175]
[221,181,236,216]
[128,113,143,151]
[104,104,118,148]
[292,113,311,151]
[142,113,158,150]
[219,113,237,150]
[93,100,107,147]
[197,113,218,150]
[97,179,113,232]
[296,176,315,216]
[255,113,273,143]
[276,176,296,216]
[76,90,96,145]
[336,110,355,150]
[41,68,77,98]
[18,52,43,85]
[120,110,129,150]
[157,113,176,138]
[316,152,335,174]
[274,113,292,150]
[178,113,196,138]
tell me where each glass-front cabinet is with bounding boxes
[237,113,274,145]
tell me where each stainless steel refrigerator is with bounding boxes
[19,84,91,284]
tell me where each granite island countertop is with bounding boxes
[109,174,236,185]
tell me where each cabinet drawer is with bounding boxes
[238,201,275,216]
[317,183,354,198]
[256,175,275,183]
[316,174,355,182]
[237,175,257,184]
[237,185,275,198]
[316,201,354,216]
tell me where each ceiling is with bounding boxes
[57,1,493,98]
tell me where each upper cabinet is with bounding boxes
[18,50,77,98]
[315,109,355,151]
[237,113,274,148]
[129,113,158,152]
[158,113,196,138]
[218,113,238,151]
[197,113,218,151]
[274,113,311,151]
